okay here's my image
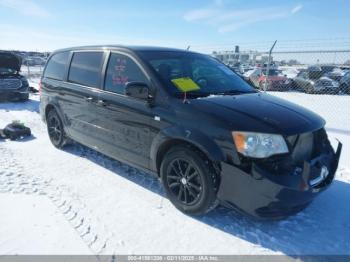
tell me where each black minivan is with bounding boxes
[40,46,342,219]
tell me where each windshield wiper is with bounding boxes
[173,91,211,98]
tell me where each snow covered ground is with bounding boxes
[270,91,350,132]
[0,84,350,256]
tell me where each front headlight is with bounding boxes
[232,131,289,158]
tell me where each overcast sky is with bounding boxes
[1,0,349,52]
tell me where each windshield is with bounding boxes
[0,67,17,75]
[137,51,255,97]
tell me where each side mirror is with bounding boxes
[125,82,151,100]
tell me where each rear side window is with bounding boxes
[104,53,147,94]
[44,52,69,80]
[68,52,104,88]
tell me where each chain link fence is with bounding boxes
[191,39,350,133]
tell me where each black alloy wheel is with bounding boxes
[160,145,219,215]
[166,158,203,206]
[47,109,66,148]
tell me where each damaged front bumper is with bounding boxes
[217,141,342,219]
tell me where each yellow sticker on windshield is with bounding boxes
[171,77,200,92]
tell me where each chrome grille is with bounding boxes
[0,79,22,89]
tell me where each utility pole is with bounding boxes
[264,40,277,92]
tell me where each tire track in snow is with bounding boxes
[0,146,112,255]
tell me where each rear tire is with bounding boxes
[46,109,67,148]
[160,145,219,215]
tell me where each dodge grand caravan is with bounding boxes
[40,46,342,219]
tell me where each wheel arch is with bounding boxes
[45,103,56,119]
[43,102,69,132]
[151,127,225,176]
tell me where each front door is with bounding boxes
[95,52,153,169]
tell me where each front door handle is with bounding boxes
[97,99,107,106]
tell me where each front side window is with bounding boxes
[68,52,104,88]
[104,53,147,94]
[137,51,255,98]
[44,52,70,80]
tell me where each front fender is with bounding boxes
[150,125,225,172]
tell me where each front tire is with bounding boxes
[160,145,219,215]
[46,109,67,148]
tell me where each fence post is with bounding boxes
[264,40,277,92]
[27,64,30,78]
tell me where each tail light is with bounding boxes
[38,80,42,95]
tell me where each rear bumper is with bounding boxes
[217,142,342,219]
[0,90,29,101]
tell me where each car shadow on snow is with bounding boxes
[63,142,350,257]
[0,97,40,113]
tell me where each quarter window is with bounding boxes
[44,52,69,80]
[68,52,104,88]
[104,53,147,94]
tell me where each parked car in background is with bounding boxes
[239,64,254,74]
[0,52,29,101]
[243,69,255,80]
[339,71,350,94]
[23,56,46,66]
[281,67,299,79]
[319,65,338,74]
[293,69,339,94]
[307,65,342,79]
[248,68,290,91]
[324,68,346,82]
[40,45,341,219]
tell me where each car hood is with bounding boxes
[0,52,22,71]
[192,93,325,136]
